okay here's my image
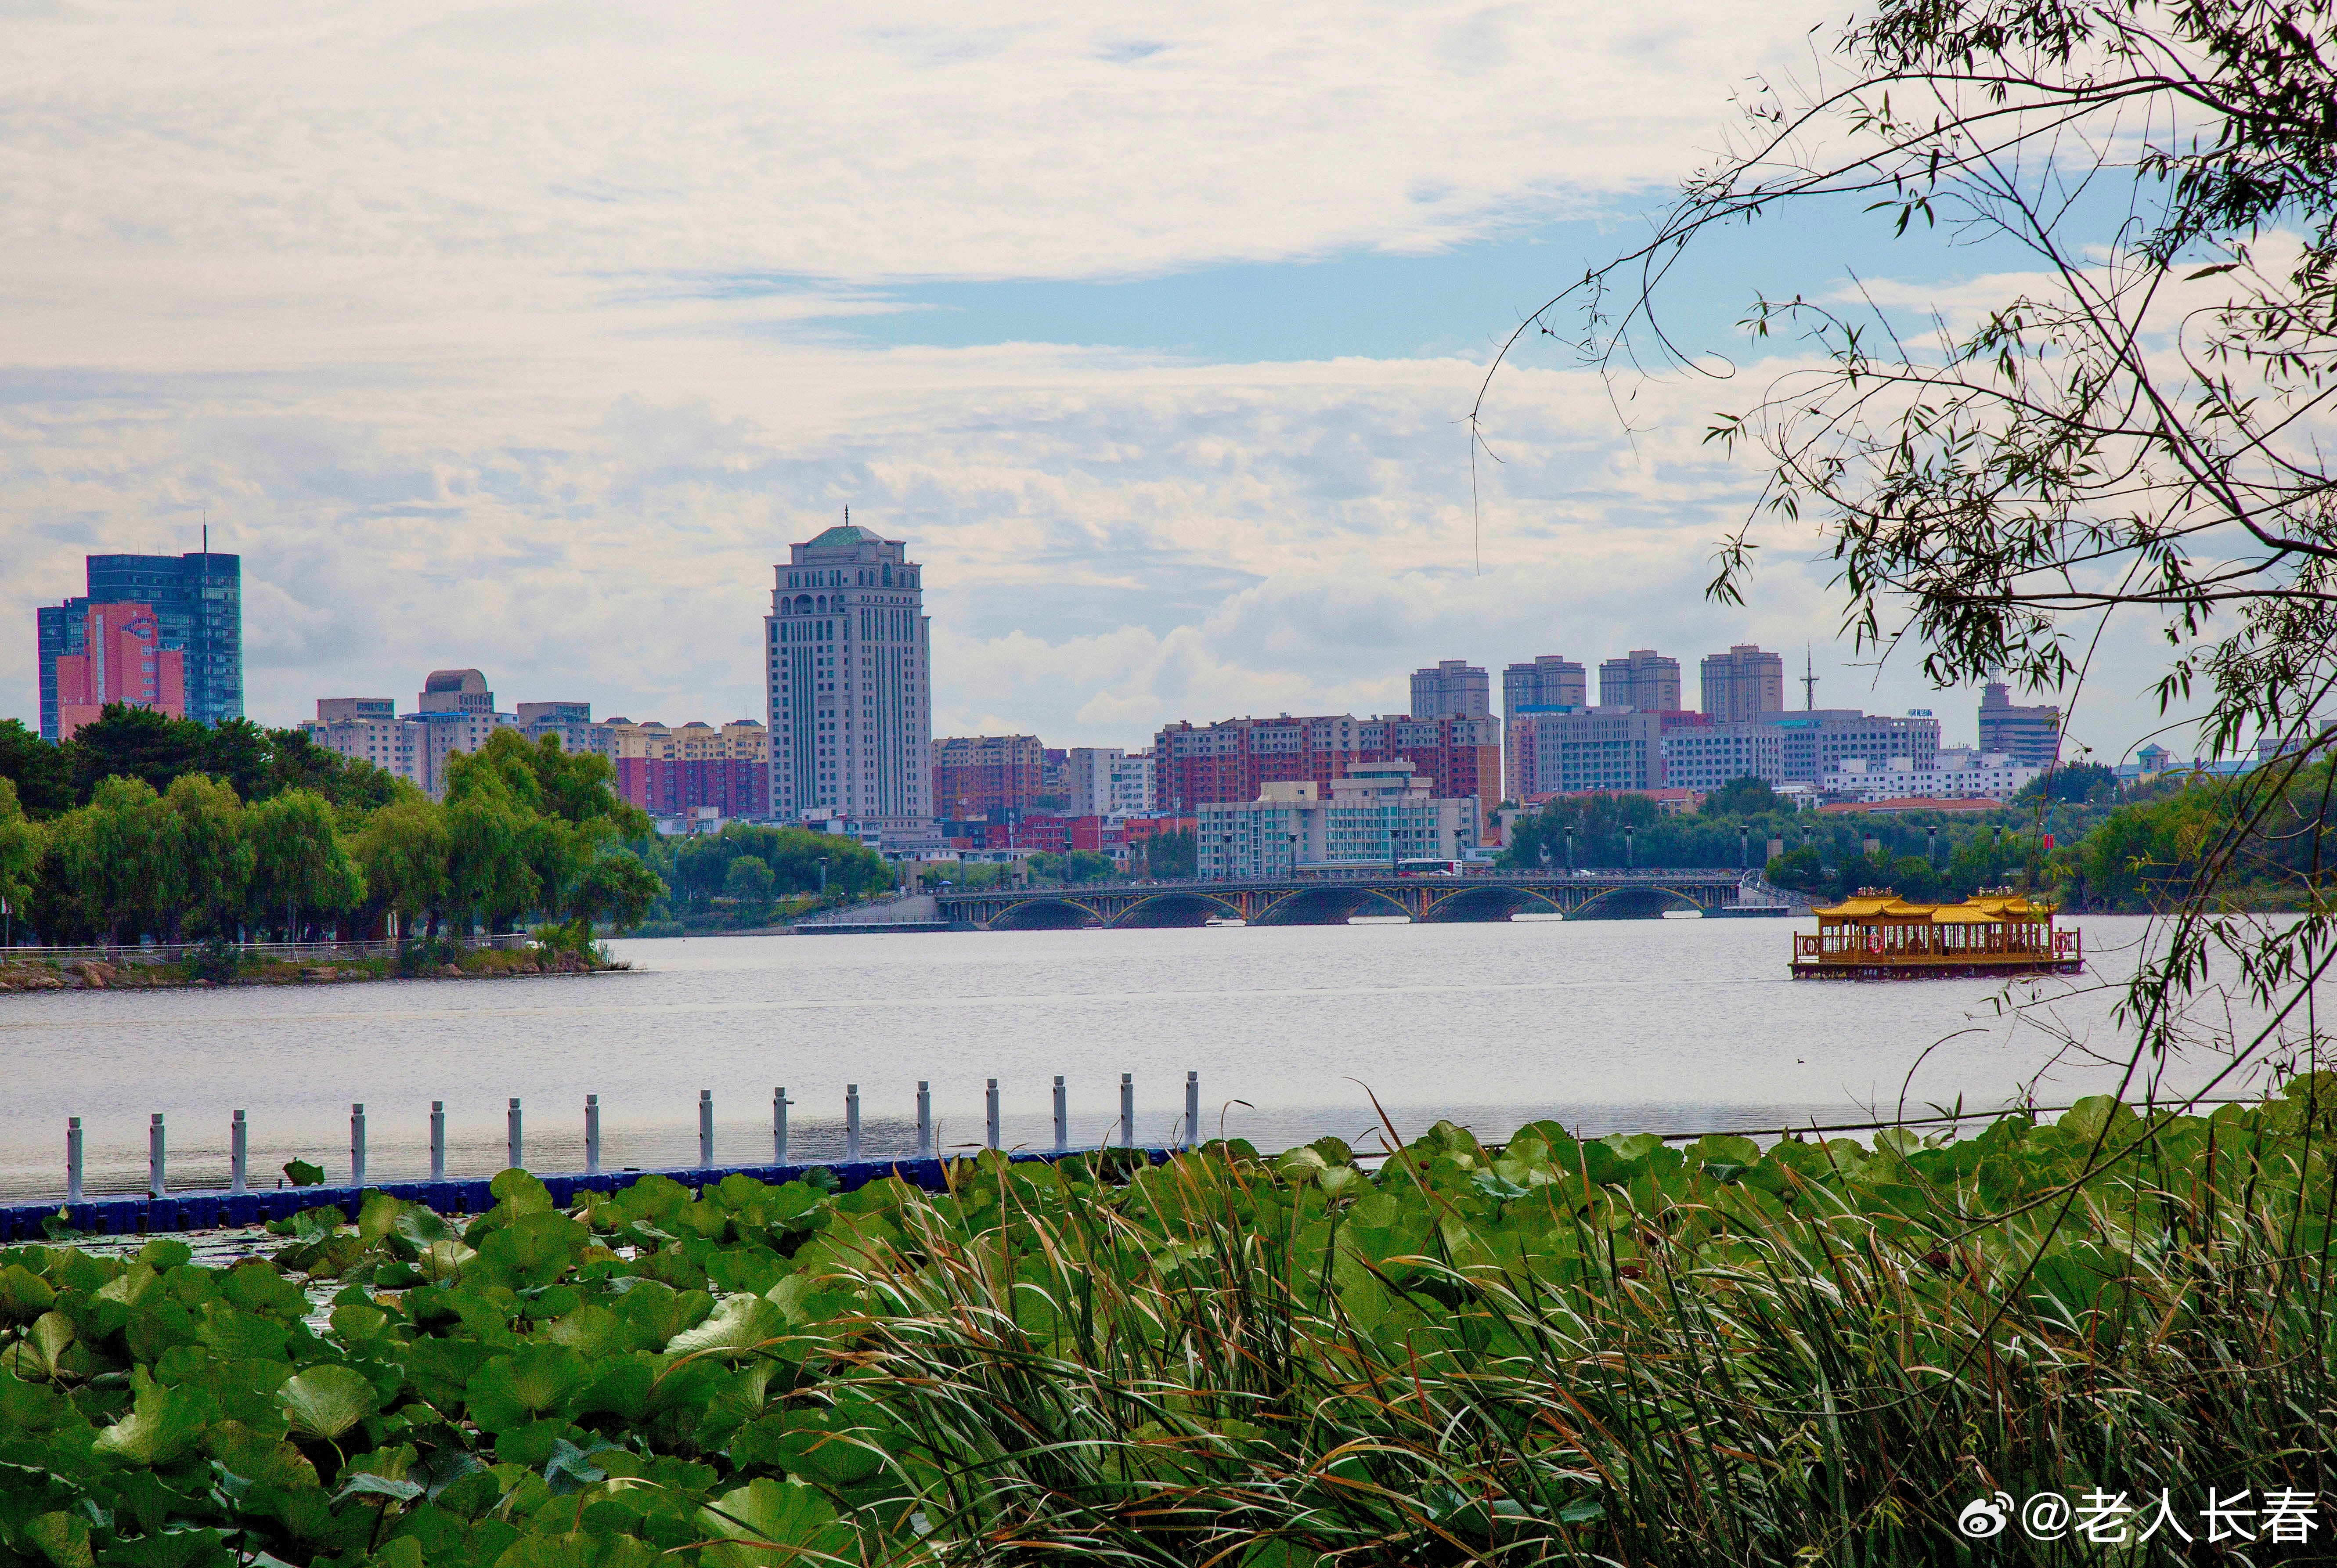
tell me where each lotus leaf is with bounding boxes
[94,1371,212,1465]
[103,1525,231,1568]
[696,1478,853,1566]
[663,1293,787,1360]
[2,1309,76,1381]
[281,1160,325,1188]
[0,1261,58,1322]
[204,1420,321,1489]
[274,1364,379,1443]
[465,1344,589,1433]
[24,1510,92,1568]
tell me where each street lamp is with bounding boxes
[1565,825,1575,869]
[1623,826,1635,869]
[817,856,829,895]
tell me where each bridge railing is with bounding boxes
[932,868,1761,900]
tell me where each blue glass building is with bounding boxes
[35,552,242,739]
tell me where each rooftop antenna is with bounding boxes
[1801,645,1819,711]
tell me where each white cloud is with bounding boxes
[0,0,2218,767]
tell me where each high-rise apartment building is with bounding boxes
[36,550,241,738]
[1066,747,1156,817]
[1699,645,1785,722]
[1978,683,2062,769]
[1410,660,1491,719]
[1597,649,1682,712]
[611,719,769,817]
[1502,655,1587,716]
[1152,713,1502,823]
[767,521,931,832]
[52,603,184,739]
[933,735,1045,818]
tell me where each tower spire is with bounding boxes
[1802,645,1819,710]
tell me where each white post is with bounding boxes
[66,1117,83,1204]
[985,1078,999,1150]
[148,1113,166,1198]
[1120,1073,1134,1148]
[698,1090,714,1169]
[230,1110,247,1194]
[916,1081,931,1157]
[350,1103,366,1189]
[774,1087,790,1163]
[585,1095,601,1175]
[1185,1071,1199,1150]
[429,1101,446,1181]
[845,1084,861,1161]
[1053,1076,1067,1153]
[507,1097,523,1171]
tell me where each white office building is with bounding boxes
[1197,762,1479,880]
[1822,750,2040,802]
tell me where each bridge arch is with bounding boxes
[1568,883,1710,920]
[1248,884,1412,926]
[987,897,1104,931]
[1418,885,1564,922]
[1106,891,1243,929]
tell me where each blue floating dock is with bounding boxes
[0,1147,1171,1243]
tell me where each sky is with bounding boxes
[0,0,2210,767]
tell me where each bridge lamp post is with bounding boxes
[817,857,829,895]
[1565,826,1575,869]
[1623,826,1635,869]
[1739,823,1749,870]
[1926,824,1939,867]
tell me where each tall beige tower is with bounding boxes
[1699,645,1786,722]
[765,519,931,833]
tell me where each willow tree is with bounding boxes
[1483,0,2337,1082]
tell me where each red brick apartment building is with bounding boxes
[1151,714,1502,821]
[932,734,1044,818]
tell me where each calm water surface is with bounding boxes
[0,914,2303,1199]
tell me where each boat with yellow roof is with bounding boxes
[1792,887,2081,978]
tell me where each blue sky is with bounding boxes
[0,0,2197,768]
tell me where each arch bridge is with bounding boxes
[933,870,1772,930]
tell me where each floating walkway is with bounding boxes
[0,1147,1167,1244]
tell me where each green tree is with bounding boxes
[1030,849,1119,885]
[0,779,45,946]
[353,797,451,936]
[67,705,209,801]
[569,851,666,934]
[161,774,253,940]
[445,790,540,935]
[246,789,363,941]
[0,720,74,818]
[76,777,184,943]
[1143,829,1196,880]
[2016,762,2120,807]
[723,854,777,909]
[1702,776,1780,818]
[448,732,651,926]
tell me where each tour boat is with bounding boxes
[1792,888,2081,979]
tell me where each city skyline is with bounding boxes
[0,6,2216,775]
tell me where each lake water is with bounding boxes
[0,914,2311,1200]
